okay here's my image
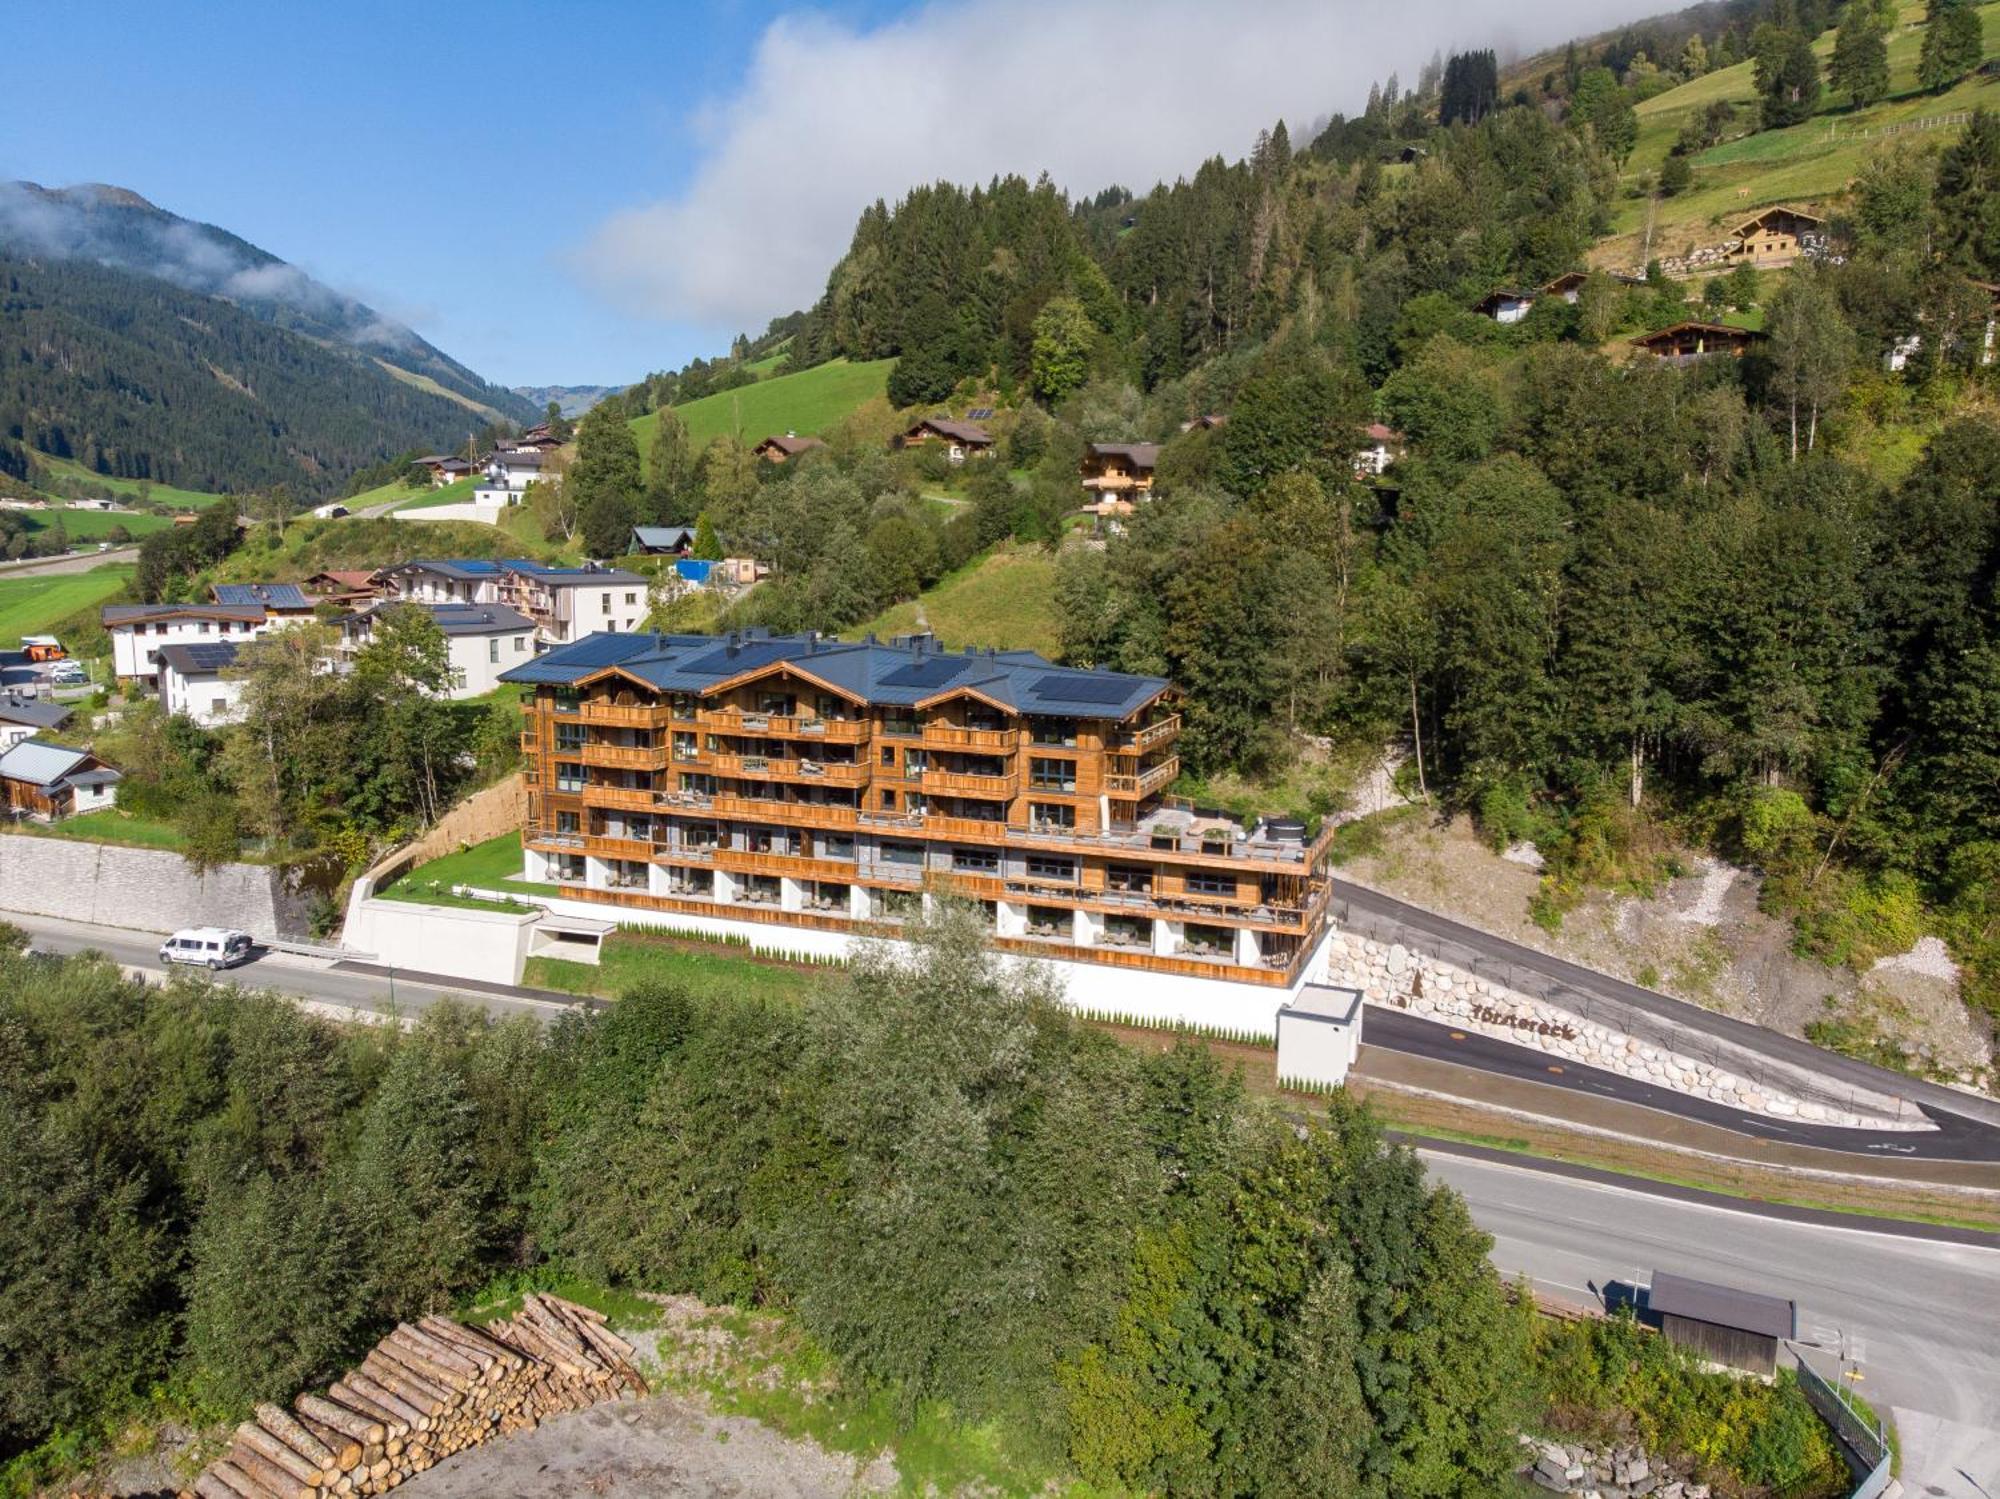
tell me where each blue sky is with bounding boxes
[8,0,1668,391]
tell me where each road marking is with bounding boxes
[1548,1065,1565,1074]
[1449,1031,1466,1040]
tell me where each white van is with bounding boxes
[159,928,254,970]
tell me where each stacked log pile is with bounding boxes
[183,1295,647,1499]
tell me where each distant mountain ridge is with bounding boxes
[0,181,537,500]
[513,383,621,418]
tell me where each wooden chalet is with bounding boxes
[896,417,994,460]
[752,433,827,463]
[0,738,121,820]
[1630,321,1761,363]
[1473,288,1535,324]
[1729,206,1825,269]
[304,570,384,606]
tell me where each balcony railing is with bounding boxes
[923,724,1015,751]
[913,767,1018,798]
[699,709,871,742]
[713,753,870,787]
[580,742,666,770]
[1105,758,1179,798]
[581,784,659,813]
[1117,714,1181,752]
[573,700,671,727]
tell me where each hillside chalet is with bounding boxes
[752,433,827,463]
[0,739,120,820]
[1729,207,1826,270]
[1354,423,1404,477]
[897,417,994,461]
[1630,322,1762,363]
[1473,288,1535,324]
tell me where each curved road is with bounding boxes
[1366,1005,2000,1162]
[0,544,139,577]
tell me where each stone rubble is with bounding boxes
[1327,930,1918,1129]
[1518,1434,1708,1499]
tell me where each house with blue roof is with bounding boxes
[482,626,1345,1038]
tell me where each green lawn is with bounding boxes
[377,831,558,901]
[630,357,893,472]
[526,932,823,1004]
[14,507,175,541]
[854,543,1063,657]
[391,476,479,512]
[344,477,435,512]
[0,566,134,649]
[16,808,187,851]
[1611,1,2000,254]
[28,451,229,509]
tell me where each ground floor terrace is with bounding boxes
[519,828,1331,996]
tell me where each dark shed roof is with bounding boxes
[1650,1272,1795,1340]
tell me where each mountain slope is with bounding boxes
[0,181,535,499]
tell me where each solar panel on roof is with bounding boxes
[679,640,794,676]
[1032,672,1131,705]
[550,633,658,667]
[880,658,968,689]
[965,407,995,420]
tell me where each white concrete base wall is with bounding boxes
[343,897,540,985]
[392,501,511,526]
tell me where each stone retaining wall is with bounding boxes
[0,832,314,935]
[1325,930,1918,1130]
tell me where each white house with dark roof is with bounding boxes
[339,601,537,699]
[0,693,71,750]
[103,603,272,684]
[158,641,249,727]
[475,450,548,506]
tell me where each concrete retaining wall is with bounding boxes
[0,832,315,935]
[1324,925,1920,1130]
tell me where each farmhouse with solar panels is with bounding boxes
[497,627,1344,1031]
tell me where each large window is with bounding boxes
[1031,717,1078,747]
[555,762,584,792]
[1025,854,1076,883]
[1030,802,1075,830]
[556,722,586,750]
[1186,871,1237,898]
[952,847,999,873]
[1030,757,1076,791]
[878,840,924,867]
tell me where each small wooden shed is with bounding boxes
[1649,1271,1795,1378]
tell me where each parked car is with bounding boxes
[47,661,87,684]
[159,928,254,970]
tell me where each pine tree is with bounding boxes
[691,510,724,560]
[1919,0,1984,92]
[1831,4,1891,106]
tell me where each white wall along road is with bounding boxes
[8,911,1998,1497]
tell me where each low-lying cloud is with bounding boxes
[577,0,1670,333]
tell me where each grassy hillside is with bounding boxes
[630,357,892,471]
[28,451,227,509]
[0,564,134,648]
[853,543,1062,658]
[10,506,174,541]
[1602,0,2000,265]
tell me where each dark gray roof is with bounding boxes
[502,629,1168,720]
[0,694,71,730]
[102,603,267,625]
[1649,1272,1795,1339]
[429,603,535,637]
[156,641,241,677]
[1084,442,1161,469]
[631,526,695,551]
[213,582,311,610]
[907,417,992,445]
[753,433,825,456]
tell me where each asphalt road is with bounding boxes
[1333,878,2000,1132]
[1367,1004,2000,1162]
[11,913,1998,1493]
[0,544,138,577]
[1425,1151,2000,1497]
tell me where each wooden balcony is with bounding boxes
[581,832,654,861]
[579,742,667,771]
[712,795,860,830]
[699,709,870,743]
[923,724,1015,751]
[712,753,869,787]
[573,701,671,728]
[713,847,838,881]
[911,766,1018,798]
[1105,758,1179,798]
[1116,714,1181,752]
[581,784,659,813]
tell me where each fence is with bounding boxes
[1826,109,1970,143]
[1790,1347,1893,1498]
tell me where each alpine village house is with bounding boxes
[504,629,1342,1029]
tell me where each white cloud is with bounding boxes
[575,0,1668,332]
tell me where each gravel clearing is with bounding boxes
[1871,935,1961,982]
[395,1390,893,1499]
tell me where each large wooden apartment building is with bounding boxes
[503,630,1341,1022]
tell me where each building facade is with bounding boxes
[103,604,271,684]
[504,630,1340,1029]
[339,601,538,698]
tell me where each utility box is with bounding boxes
[1276,983,1365,1090]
